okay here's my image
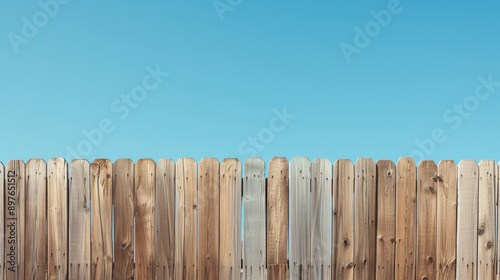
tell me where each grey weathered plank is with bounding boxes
[289,157,311,280]
[353,158,376,280]
[243,158,266,280]
[156,159,175,280]
[311,159,332,279]
[69,160,91,280]
[478,160,495,280]
[456,160,478,280]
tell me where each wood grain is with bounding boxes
[113,159,134,280]
[69,160,91,280]
[268,264,288,280]
[311,159,332,280]
[198,158,220,280]
[375,160,396,280]
[219,158,242,279]
[416,160,437,280]
[156,159,175,280]
[135,159,156,280]
[91,159,113,280]
[456,160,478,280]
[174,158,197,280]
[395,157,416,280]
[436,160,457,280]
[5,160,25,280]
[243,158,266,280]
[478,160,495,280]
[353,158,376,280]
[25,159,47,280]
[288,157,310,280]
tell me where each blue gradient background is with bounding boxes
[1,0,500,164]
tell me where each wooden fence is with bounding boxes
[0,157,497,280]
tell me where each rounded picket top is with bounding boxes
[70,158,90,165]
[355,157,375,166]
[244,157,264,167]
[478,160,496,167]
[458,159,478,166]
[290,156,311,165]
[437,160,456,167]
[114,158,133,165]
[136,158,156,165]
[200,157,220,165]
[417,160,437,169]
[397,157,415,166]
[313,158,332,166]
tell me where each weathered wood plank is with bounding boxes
[69,160,91,280]
[91,159,113,280]
[135,159,156,280]
[219,159,242,279]
[25,159,47,280]
[48,158,68,280]
[174,158,197,280]
[243,158,266,280]
[198,158,220,280]
[457,160,478,280]
[311,159,332,279]
[478,160,495,280]
[268,264,288,280]
[395,157,416,280]
[416,160,437,280]
[375,160,396,280]
[333,159,354,280]
[267,157,288,270]
[0,162,4,280]
[156,159,175,280]
[5,160,25,280]
[353,158,376,280]
[113,159,134,280]
[288,157,310,280]
[436,160,457,280]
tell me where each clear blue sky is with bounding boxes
[1,0,500,164]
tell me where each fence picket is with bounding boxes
[156,159,175,280]
[478,160,495,280]
[0,162,3,280]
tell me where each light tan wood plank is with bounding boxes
[198,158,220,280]
[436,160,457,280]
[288,157,310,280]
[135,159,156,280]
[457,160,478,280]
[395,157,416,280]
[353,158,376,280]
[69,160,91,280]
[416,160,437,280]
[113,159,134,280]
[25,159,47,280]
[478,160,495,280]
[0,162,4,280]
[311,159,332,279]
[5,161,25,280]
[91,159,113,280]
[219,159,242,279]
[156,159,175,280]
[375,160,396,280]
[333,159,354,280]
[48,158,68,280]
[174,158,197,280]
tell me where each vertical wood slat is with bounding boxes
[395,157,416,280]
[333,159,354,280]
[25,159,47,280]
[416,161,437,280]
[198,158,220,280]
[478,160,495,280]
[113,159,134,280]
[91,159,113,280]
[69,160,91,279]
[0,162,3,280]
[311,159,332,279]
[288,157,311,280]
[219,159,242,279]
[436,160,457,280]
[243,158,266,280]
[156,159,175,280]
[375,160,396,280]
[135,159,156,280]
[174,158,197,280]
[353,158,376,280]
[497,162,500,280]
[48,158,67,280]
[457,160,478,280]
